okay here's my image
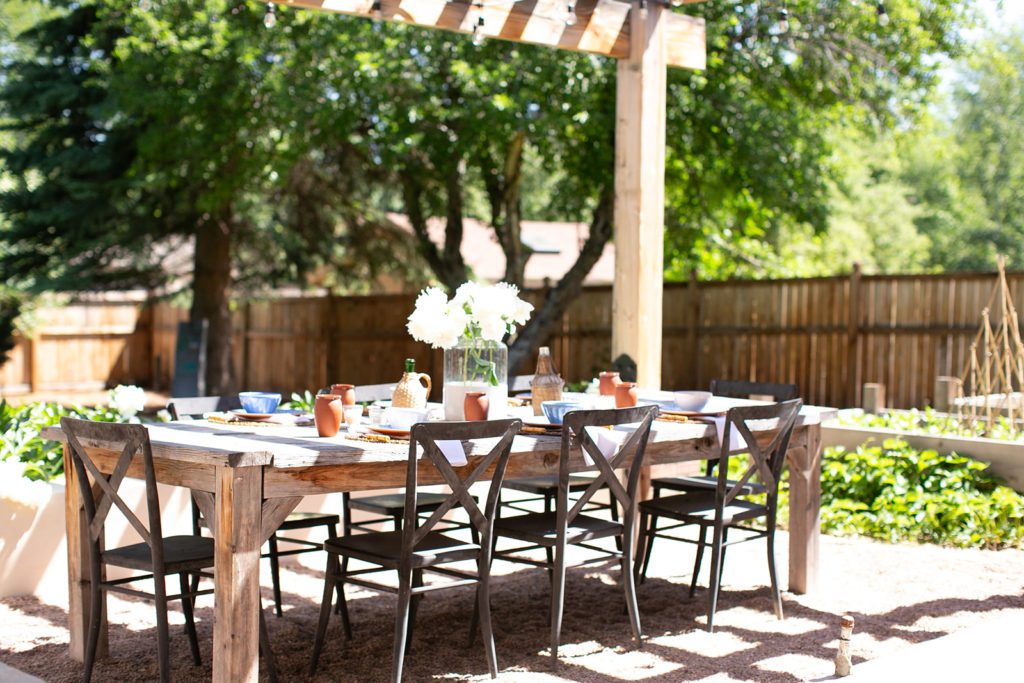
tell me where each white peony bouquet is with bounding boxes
[407,282,534,350]
[108,384,146,421]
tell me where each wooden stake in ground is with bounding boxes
[835,614,855,676]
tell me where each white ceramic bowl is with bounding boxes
[383,406,430,430]
[673,391,713,411]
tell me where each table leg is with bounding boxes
[213,465,263,682]
[64,445,108,661]
[787,424,822,594]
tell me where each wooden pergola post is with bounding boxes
[612,1,666,390]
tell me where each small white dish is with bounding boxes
[673,391,713,412]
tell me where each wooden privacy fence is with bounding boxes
[0,269,1007,409]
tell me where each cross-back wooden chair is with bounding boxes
[310,418,522,682]
[167,396,342,618]
[492,405,658,663]
[63,417,280,683]
[650,380,800,501]
[635,399,802,632]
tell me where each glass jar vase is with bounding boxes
[443,337,508,420]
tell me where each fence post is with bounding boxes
[847,263,863,408]
[688,272,701,389]
[933,375,960,412]
[861,383,885,413]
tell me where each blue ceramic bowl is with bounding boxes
[238,391,282,414]
[541,400,583,426]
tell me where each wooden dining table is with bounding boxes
[44,401,834,681]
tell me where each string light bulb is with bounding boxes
[472,15,485,46]
[876,2,890,26]
[263,2,277,29]
[564,2,578,27]
[777,5,789,33]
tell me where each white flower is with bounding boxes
[477,312,508,342]
[156,409,172,423]
[108,384,146,419]
[406,281,534,349]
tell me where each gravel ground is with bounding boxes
[1,531,1022,682]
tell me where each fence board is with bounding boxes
[5,270,1024,409]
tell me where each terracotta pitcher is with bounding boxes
[464,391,489,421]
[392,359,431,409]
[614,381,638,408]
[599,371,622,397]
[330,384,356,406]
[315,394,344,437]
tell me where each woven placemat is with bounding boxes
[344,433,410,446]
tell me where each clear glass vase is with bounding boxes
[443,337,508,420]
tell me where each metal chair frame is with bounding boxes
[310,418,522,682]
[492,405,657,663]
[635,400,802,632]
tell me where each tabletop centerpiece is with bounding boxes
[407,281,533,420]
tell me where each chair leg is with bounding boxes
[83,560,102,683]
[609,490,622,551]
[405,569,424,656]
[706,522,726,633]
[767,519,784,620]
[636,511,653,584]
[179,573,202,666]
[621,519,642,648]
[153,572,171,683]
[544,546,555,584]
[689,525,707,599]
[549,542,567,664]
[268,534,283,618]
[640,513,658,584]
[477,553,499,678]
[392,566,414,683]
[309,554,339,675]
[719,527,729,586]
[327,522,347,619]
[259,608,279,683]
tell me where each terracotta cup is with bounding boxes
[614,382,638,408]
[330,384,357,406]
[464,391,490,422]
[315,394,344,437]
[599,371,622,396]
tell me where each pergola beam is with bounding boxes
[281,0,706,70]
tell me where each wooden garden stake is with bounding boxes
[834,614,855,676]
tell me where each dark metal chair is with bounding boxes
[493,405,658,663]
[167,396,342,618]
[61,417,277,682]
[650,380,800,500]
[309,418,522,682]
[342,383,476,540]
[635,400,802,632]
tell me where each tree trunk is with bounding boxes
[401,169,468,292]
[191,214,235,396]
[508,187,614,373]
[488,132,528,288]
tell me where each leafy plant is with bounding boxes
[818,439,1024,549]
[282,390,315,413]
[838,407,1024,442]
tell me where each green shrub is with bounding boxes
[0,388,145,483]
[819,439,1024,549]
[840,406,1024,442]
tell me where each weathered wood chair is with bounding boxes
[167,396,342,618]
[635,400,802,632]
[649,379,800,501]
[309,418,522,682]
[61,417,277,682]
[492,405,658,663]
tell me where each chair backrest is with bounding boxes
[166,395,241,420]
[717,399,802,508]
[509,374,534,394]
[709,379,800,403]
[354,383,396,403]
[404,419,522,555]
[61,417,165,570]
[559,405,658,529]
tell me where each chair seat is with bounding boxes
[278,511,341,531]
[495,511,622,545]
[103,535,215,572]
[324,530,480,568]
[502,475,599,495]
[349,491,459,515]
[653,475,767,496]
[640,492,768,525]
